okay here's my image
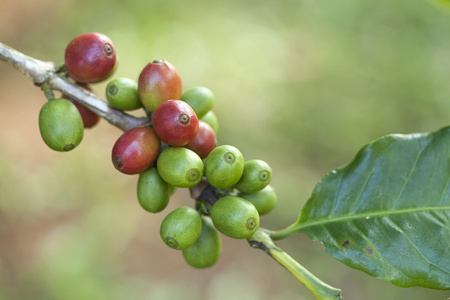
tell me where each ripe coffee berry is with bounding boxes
[111,126,161,175]
[138,60,182,112]
[65,32,117,83]
[62,83,100,128]
[184,120,216,159]
[152,100,199,146]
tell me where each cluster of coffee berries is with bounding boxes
[37,32,277,269]
[38,32,116,151]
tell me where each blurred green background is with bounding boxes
[1,0,449,299]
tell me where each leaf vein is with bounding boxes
[346,220,410,279]
[343,151,381,215]
[391,142,425,210]
[296,206,450,231]
[386,215,450,276]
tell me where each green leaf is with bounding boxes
[279,126,450,289]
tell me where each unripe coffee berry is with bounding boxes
[160,206,202,250]
[234,159,272,193]
[204,145,244,189]
[157,147,204,188]
[152,100,199,146]
[62,83,100,128]
[111,126,161,175]
[182,216,222,269]
[137,167,170,213]
[184,120,216,159]
[210,196,260,239]
[65,32,117,83]
[180,86,215,119]
[39,99,84,152]
[199,111,219,134]
[238,185,277,215]
[138,60,182,112]
[106,78,142,111]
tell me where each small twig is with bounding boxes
[248,229,343,300]
[0,42,149,132]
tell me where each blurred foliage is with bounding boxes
[1,0,450,299]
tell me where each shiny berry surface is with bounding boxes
[65,32,117,83]
[138,60,182,112]
[152,100,199,146]
[111,126,161,175]
[184,120,216,159]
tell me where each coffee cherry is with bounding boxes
[62,83,100,128]
[151,100,199,146]
[138,60,182,112]
[180,86,215,119]
[182,216,222,269]
[160,206,202,250]
[137,167,170,213]
[238,185,277,215]
[111,126,161,175]
[234,160,272,193]
[210,196,259,239]
[184,120,216,159]
[204,145,244,189]
[39,99,84,152]
[65,32,117,83]
[199,110,219,134]
[106,78,142,111]
[156,147,203,188]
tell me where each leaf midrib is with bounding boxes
[296,206,450,231]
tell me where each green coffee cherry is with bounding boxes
[210,196,259,239]
[234,160,272,193]
[106,77,142,110]
[160,206,202,250]
[157,147,204,188]
[38,99,84,152]
[238,185,277,215]
[204,145,244,189]
[137,167,170,213]
[182,216,222,269]
[180,86,215,118]
[199,110,219,134]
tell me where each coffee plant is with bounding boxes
[0,32,449,300]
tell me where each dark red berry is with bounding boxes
[111,126,161,175]
[185,120,216,159]
[65,32,117,83]
[151,100,199,146]
[62,84,100,128]
[138,60,182,112]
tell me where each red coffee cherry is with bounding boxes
[151,100,199,146]
[111,126,161,175]
[62,83,100,128]
[185,120,216,159]
[65,32,117,83]
[138,60,182,112]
